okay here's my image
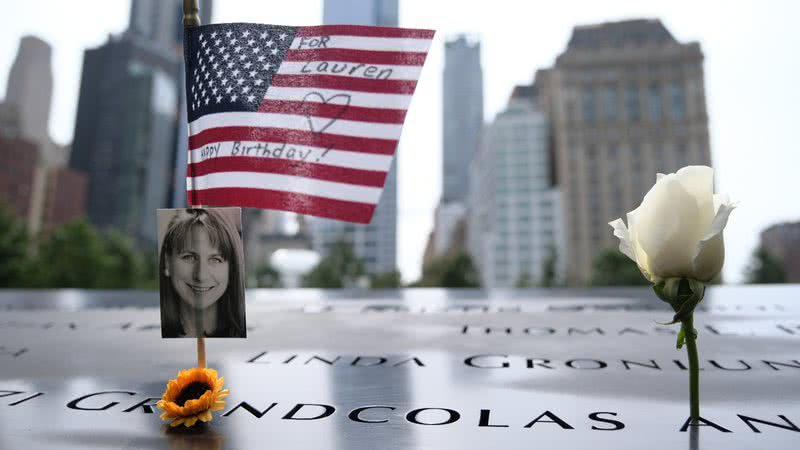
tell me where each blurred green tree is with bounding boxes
[302,240,364,288]
[590,248,649,286]
[415,252,480,288]
[0,205,32,287]
[251,262,283,288]
[34,219,113,288]
[540,246,558,287]
[745,247,787,284]
[32,219,154,288]
[136,248,159,289]
[103,230,149,288]
[514,272,534,288]
[369,270,402,288]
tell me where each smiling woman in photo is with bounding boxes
[159,208,246,338]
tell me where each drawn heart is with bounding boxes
[301,92,352,135]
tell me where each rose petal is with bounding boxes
[692,197,736,281]
[674,165,715,233]
[634,174,701,279]
[608,218,636,262]
[713,193,730,212]
[625,206,655,281]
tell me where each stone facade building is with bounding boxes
[534,19,712,284]
[760,222,800,282]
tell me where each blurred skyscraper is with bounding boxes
[0,36,85,233]
[69,3,192,244]
[323,0,398,26]
[421,35,483,273]
[310,0,400,275]
[168,0,213,208]
[3,36,52,153]
[0,137,39,223]
[442,35,483,204]
[534,19,712,285]
[68,1,214,243]
[128,0,213,52]
[468,86,563,288]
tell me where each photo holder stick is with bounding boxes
[184,0,204,370]
[188,200,207,368]
[197,334,206,368]
[191,204,207,369]
[155,1,232,429]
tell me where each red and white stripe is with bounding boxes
[187,25,433,223]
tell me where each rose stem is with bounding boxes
[682,314,700,421]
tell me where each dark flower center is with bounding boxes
[175,381,212,406]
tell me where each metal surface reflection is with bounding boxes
[0,286,798,449]
[165,426,224,450]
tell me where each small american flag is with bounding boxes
[184,23,434,223]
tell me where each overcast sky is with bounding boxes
[1,0,798,283]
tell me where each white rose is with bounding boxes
[609,165,736,283]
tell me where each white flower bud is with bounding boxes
[609,166,735,283]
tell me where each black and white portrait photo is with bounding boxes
[157,207,246,338]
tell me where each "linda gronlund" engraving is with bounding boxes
[245,352,800,372]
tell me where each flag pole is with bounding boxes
[183,0,200,27]
[183,0,206,369]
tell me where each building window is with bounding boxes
[585,145,597,162]
[675,141,689,166]
[653,143,667,172]
[603,84,618,122]
[625,84,640,122]
[566,98,577,123]
[607,143,619,161]
[670,81,686,120]
[582,86,596,124]
[648,82,662,121]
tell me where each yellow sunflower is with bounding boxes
[157,367,229,427]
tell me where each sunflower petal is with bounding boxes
[170,418,185,427]
[163,402,182,415]
[159,366,231,427]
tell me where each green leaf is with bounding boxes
[676,327,686,349]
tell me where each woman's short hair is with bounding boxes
[159,208,246,338]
